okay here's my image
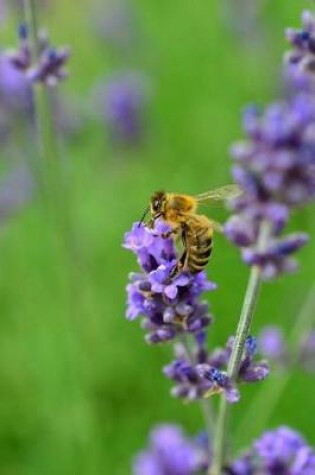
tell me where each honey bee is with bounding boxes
[139,185,241,277]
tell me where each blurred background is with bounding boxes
[0,1,314,474]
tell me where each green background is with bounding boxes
[0,1,314,473]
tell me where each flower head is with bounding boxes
[94,71,149,145]
[6,24,70,86]
[285,11,315,88]
[124,222,215,343]
[164,334,268,403]
[225,93,314,278]
[133,424,207,475]
[231,426,315,474]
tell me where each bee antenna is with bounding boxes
[138,206,150,227]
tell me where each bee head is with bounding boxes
[150,191,166,218]
[150,191,166,219]
[138,191,166,228]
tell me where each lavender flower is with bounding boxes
[225,93,314,278]
[163,334,268,403]
[258,325,315,373]
[0,52,33,144]
[225,10,315,280]
[6,24,70,86]
[133,424,315,474]
[133,424,208,475]
[285,11,315,84]
[258,326,287,365]
[0,52,32,113]
[95,71,149,145]
[124,221,215,343]
[230,426,315,474]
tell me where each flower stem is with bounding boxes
[23,0,75,266]
[210,221,271,475]
[23,0,40,58]
[234,281,315,447]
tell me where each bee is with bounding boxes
[139,185,241,277]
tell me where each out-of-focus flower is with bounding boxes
[258,326,287,365]
[133,424,208,475]
[285,10,315,88]
[6,25,70,86]
[225,93,314,278]
[0,52,33,143]
[0,52,32,113]
[133,424,315,474]
[93,71,150,146]
[230,426,315,474]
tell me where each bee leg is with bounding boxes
[169,250,187,278]
[169,225,188,278]
[161,229,178,239]
[152,229,178,239]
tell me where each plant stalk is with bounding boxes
[210,221,271,475]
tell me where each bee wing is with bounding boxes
[195,184,242,204]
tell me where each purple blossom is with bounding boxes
[258,326,287,365]
[28,46,70,86]
[133,424,315,474]
[6,25,70,86]
[230,426,315,474]
[163,335,268,403]
[94,71,149,145]
[225,93,315,278]
[133,424,207,475]
[124,221,215,343]
[285,11,315,88]
[0,53,32,113]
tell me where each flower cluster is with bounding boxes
[225,94,313,279]
[6,23,70,86]
[94,72,149,145]
[133,424,208,475]
[124,221,215,344]
[124,222,269,402]
[258,325,315,373]
[134,424,315,475]
[0,52,32,144]
[231,426,315,474]
[285,10,315,87]
[225,11,315,280]
[164,334,269,403]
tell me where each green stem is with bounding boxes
[23,0,40,58]
[23,0,75,268]
[234,282,315,447]
[210,221,271,475]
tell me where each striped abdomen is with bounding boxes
[184,216,213,273]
